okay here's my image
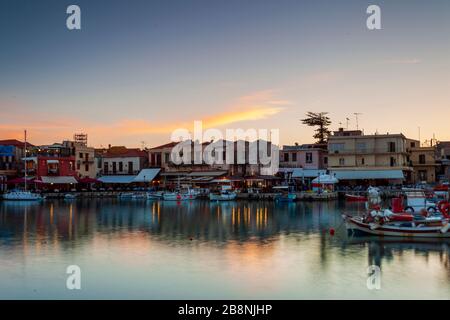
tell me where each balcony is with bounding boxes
[329,148,406,155]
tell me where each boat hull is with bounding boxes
[344,215,450,238]
[345,194,367,202]
[2,191,42,201]
[209,193,237,201]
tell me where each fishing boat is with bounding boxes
[343,214,450,238]
[343,197,450,238]
[163,188,197,201]
[273,186,296,202]
[117,192,134,199]
[209,190,237,201]
[345,194,368,202]
[3,190,43,201]
[146,191,164,200]
[2,130,43,201]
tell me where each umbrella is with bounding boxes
[7,177,34,184]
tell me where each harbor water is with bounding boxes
[0,199,449,299]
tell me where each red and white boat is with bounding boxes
[343,197,450,238]
[343,214,450,238]
[345,194,368,202]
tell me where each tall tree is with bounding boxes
[301,112,331,143]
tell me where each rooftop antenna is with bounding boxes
[346,118,350,129]
[354,113,362,131]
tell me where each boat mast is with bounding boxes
[24,129,27,191]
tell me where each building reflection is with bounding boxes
[0,199,449,279]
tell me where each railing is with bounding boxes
[329,148,407,154]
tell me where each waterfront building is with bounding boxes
[327,128,413,185]
[0,139,30,178]
[407,141,437,184]
[148,139,279,189]
[62,134,97,179]
[436,141,450,182]
[97,146,148,176]
[278,143,328,183]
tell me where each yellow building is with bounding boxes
[407,143,437,184]
[327,129,413,184]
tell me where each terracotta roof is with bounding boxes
[0,139,34,148]
[149,142,179,150]
[102,147,147,158]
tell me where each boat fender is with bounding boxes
[441,222,450,234]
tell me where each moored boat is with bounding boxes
[209,190,237,201]
[343,214,450,238]
[345,194,367,202]
[3,190,43,201]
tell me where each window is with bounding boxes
[103,162,108,174]
[112,162,117,174]
[128,161,133,174]
[85,164,89,172]
[390,157,396,167]
[323,157,328,165]
[305,152,313,163]
[119,162,123,172]
[419,154,426,164]
[339,158,345,166]
[329,143,345,153]
[356,142,367,152]
[361,157,365,165]
[283,153,289,162]
[79,152,83,159]
[292,153,297,162]
[410,142,416,148]
[77,162,81,170]
[388,142,396,152]
[164,152,170,163]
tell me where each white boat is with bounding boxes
[163,190,196,201]
[117,192,134,199]
[3,190,43,201]
[146,191,163,200]
[64,193,77,200]
[209,190,237,201]
[131,193,147,200]
[2,130,42,202]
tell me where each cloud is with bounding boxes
[0,90,288,146]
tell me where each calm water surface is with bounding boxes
[0,199,449,299]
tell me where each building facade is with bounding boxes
[327,129,413,184]
[407,142,437,184]
[0,139,29,178]
[98,146,148,176]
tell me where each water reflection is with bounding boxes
[0,199,449,299]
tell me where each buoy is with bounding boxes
[329,228,335,236]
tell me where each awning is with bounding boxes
[133,168,160,182]
[330,170,405,180]
[46,160,59,164]
[292,169,327,178]
[312,174,339,184]
[98,175,136,184]
[41,176,78,184]
[188,171,227,177]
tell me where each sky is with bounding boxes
[0,0,449,148]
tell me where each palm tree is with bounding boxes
[301,112,331,143]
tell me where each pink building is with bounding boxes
[279,144,328,170]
